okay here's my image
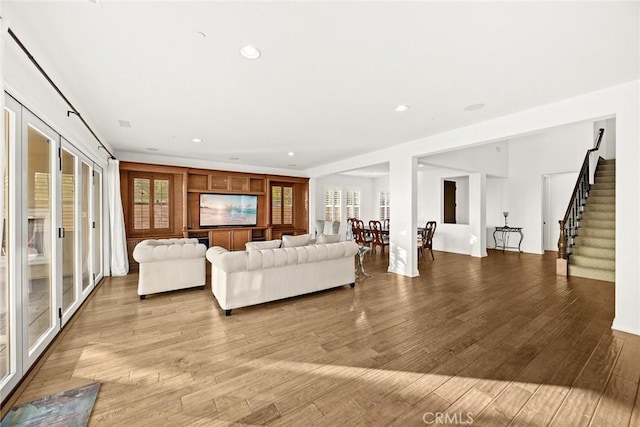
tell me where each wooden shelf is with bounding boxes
[187,188,265,195]
[186,226,267,233]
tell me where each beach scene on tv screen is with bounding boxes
[200,194,257,226]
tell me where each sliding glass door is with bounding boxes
[60,146,78,317]
[80,159,93,298]
[93,166,103,283]
[23,111,59,365]
[1,101,18,396]
[1,95,107,399]
[59,141,95,325]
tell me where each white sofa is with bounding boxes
[133,238,207,299]
[206,240,358,315]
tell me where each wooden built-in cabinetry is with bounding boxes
[120,162,308,270]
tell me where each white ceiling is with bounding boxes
[3,1,638,171]
[339,162,389,178]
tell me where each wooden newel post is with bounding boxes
[558,220,566,259]
[557,220,568,276]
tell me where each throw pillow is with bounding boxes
[316,233,341,244]
[245,239,282,251]
[281,234,312,248]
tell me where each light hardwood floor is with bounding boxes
[6,250,640,426]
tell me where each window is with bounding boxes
[129,174,172,233]
[379,191,390,221]
[271,183,294,226]
[324,188,341,221]
[345,190,360,219]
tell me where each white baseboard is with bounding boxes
[612,318,640,336]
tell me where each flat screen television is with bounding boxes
[199,194,258,227]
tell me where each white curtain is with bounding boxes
[107,158,128,276]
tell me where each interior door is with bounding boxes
[443,180,457,224]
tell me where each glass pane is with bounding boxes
[283,187,293,224]
[81,163,91,290]
[133,178,150,229]
[271,186,282,225]
[93,170,102,279]
[153,179,169,229]
[1,109,11,381]
[61,149,76,311]
[27,125,52,348]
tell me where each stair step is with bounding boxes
[572,245,615,259]
[584,204,615,212]
[589,189,615,197]
[569,265,615,282]
[578,227,615,239]
[587,196,615,205]
[597,163,616,170]
[582,210,615,221]
[574,236,615,248]
[571,255,615,270]
[599,158,616,164]
[595,175,615,184]
[595,170,615,178]
[590,182,615,190]
[579,219,615,229]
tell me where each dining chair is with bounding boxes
[418,221,437,260]
[383,218,390,232]
[352,220,372,248]
[369,220,390,254]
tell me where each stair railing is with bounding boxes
[558,128,605,260]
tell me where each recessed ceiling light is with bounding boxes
[192,138,202,143]
[464,103,485,112]
[240,45,261,59]
[288,164,297,167]
[118,120,131,128]
[395,105,409,112]
[418,164,424,167]
[287,152,295,157]
[146,148,159,152]
[229,157,240,161]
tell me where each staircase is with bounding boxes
[569,158,615,282]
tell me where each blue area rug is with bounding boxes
[1,383,100,427]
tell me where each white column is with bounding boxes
[613,95,640,336]
[388,154,418,277]
[308,177,317,236]
[469,172,487,257]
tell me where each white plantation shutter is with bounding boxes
[324,188,341,221]
[345,190,361,219]
[379,191,390,221]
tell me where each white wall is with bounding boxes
[314,174,375,236]
[418,167,475,255]
[372,175,389,221]
[423,140,509,177]
[505,121,594,254]
[594,118,616,160]
[486,176,507,247]
[542,172,578,251]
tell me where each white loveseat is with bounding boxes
[133,238,207,299]
[206,240,358,315]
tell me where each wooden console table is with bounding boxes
[493,226,524,252]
